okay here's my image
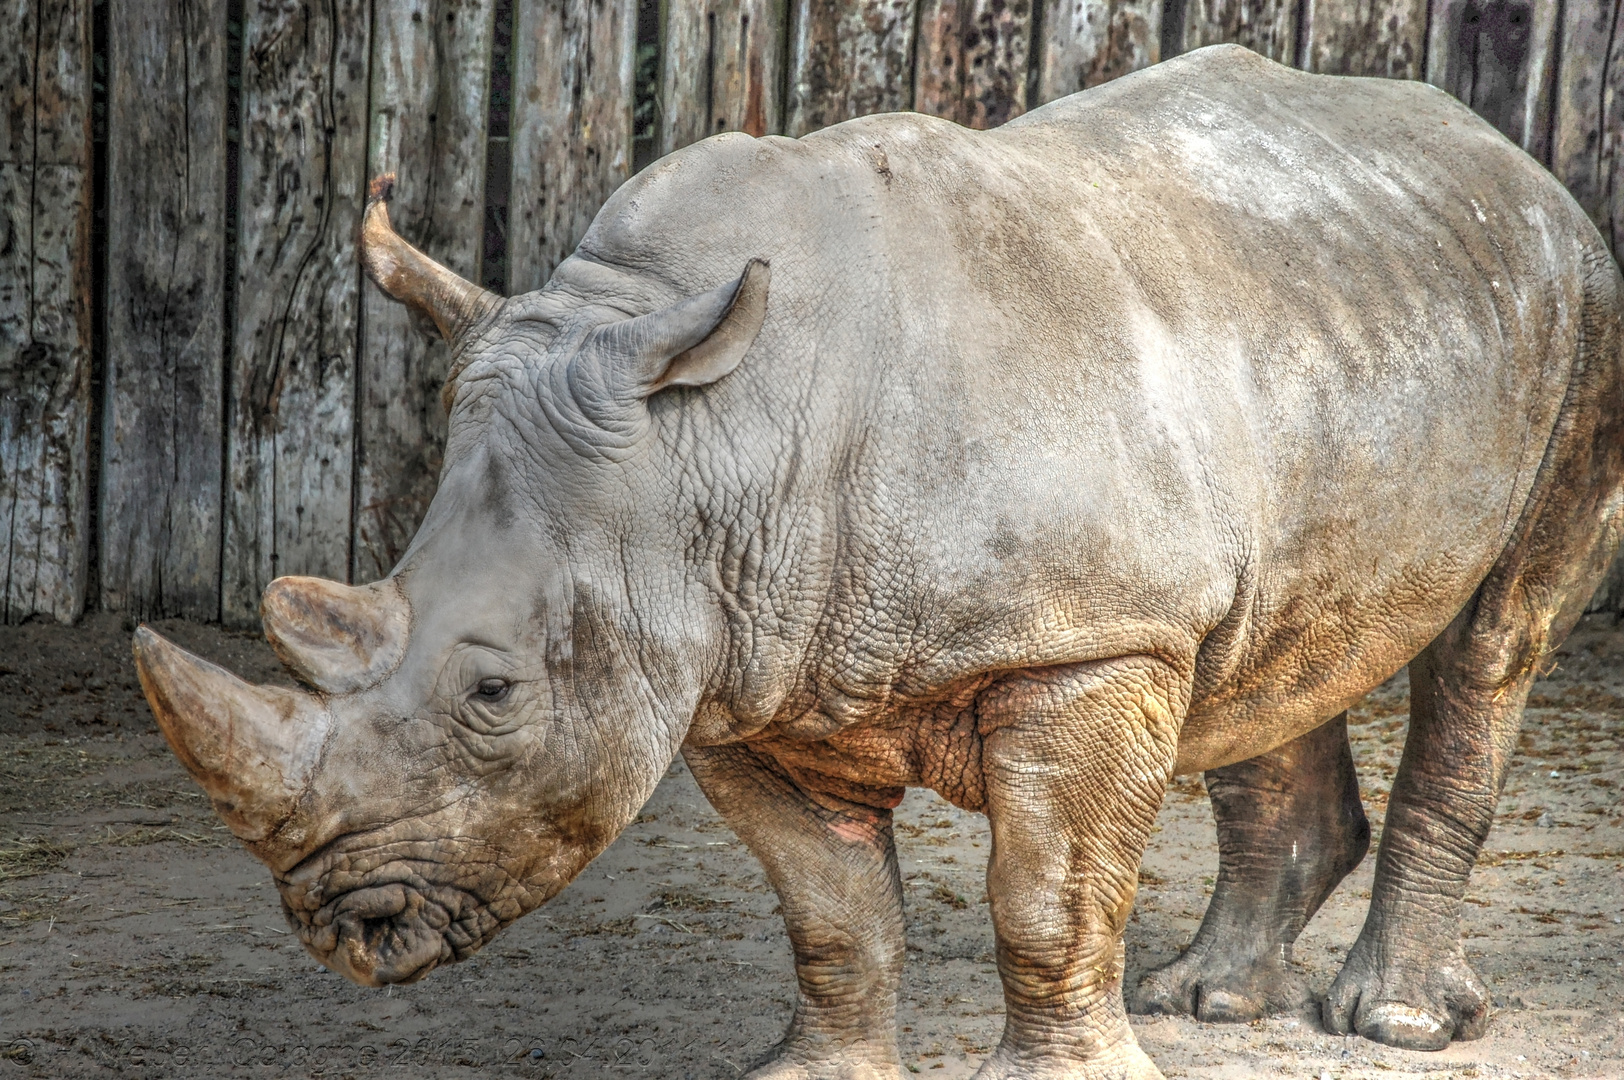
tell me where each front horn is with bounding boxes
[361,173,502,350]
[133,627,330,856]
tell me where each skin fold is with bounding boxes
[133,45,1624,1079]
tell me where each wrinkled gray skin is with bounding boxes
[136,46,1624,1079]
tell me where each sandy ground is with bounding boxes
[0,613,1620,1079]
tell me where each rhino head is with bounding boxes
[133,173,774,986]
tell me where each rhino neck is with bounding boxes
[654,386,842,744]
[494,226,909,747]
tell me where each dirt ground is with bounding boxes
[0,614,1620,1079]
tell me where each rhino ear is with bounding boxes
[591,260,770,401]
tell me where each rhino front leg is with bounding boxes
[1131,712,1370,1022]
[975,658,1185,1080]
[685,743,906,1080]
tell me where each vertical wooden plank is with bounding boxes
[785,0,916,136]
[1035,0,1160,104]
[222,0,371,625]
[509,0,639,293]
[1553,1,1624,613]
[914,0,1034,128]
[1299,0,1428,78]
[355,0,495,582]
[102,0,228,619]
[481,0,513,291]
[1426,0,1561,158]
[1552,0,1623,254]
[1179,0,1299,63]
[660,0,787,154]
[0,0,93,623]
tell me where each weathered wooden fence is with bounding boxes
[3,0,1623,625]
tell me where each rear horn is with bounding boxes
[360,173,503,360]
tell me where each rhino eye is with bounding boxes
[473,678,511,704]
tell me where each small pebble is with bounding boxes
[1536,812,1553,828]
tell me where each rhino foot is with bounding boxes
[970,1041,1163,1080]
[1130,945,1313,1023]
[1322,935,1489,1051]
[744,1066,904,1080]
[742,1039,907,1080]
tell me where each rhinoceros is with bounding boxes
[132,44,1623,1079]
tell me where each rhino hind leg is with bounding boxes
[1321,620,1525,1050]
[1130,713,1369,1023]
[1324,589,1606,1050]
[1326,248,1624,1051]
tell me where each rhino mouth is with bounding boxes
[280,856,517,987]
[301,883,457,985]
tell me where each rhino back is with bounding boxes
[554,45,1611,764]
